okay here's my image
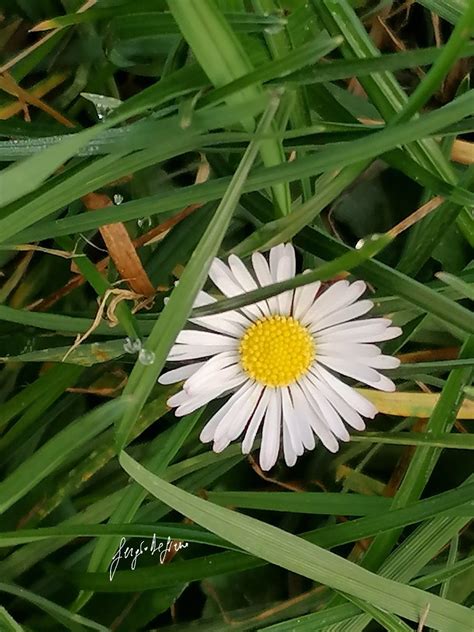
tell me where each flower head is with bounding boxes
[159,244,401,470]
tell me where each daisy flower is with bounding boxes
[159,244,401,470]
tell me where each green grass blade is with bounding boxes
[296,228,474,335]
[70,479,474,591]
[119,451,474,631]
[6,91,474,246]
[0,606,24,632]
[75,409,204,611]
[194,232,392,315]
[0,397,131,514]
[391,2,474,124]
[435,271,474,301]
[167,0,290,216]
[115,94,280,450]
[0,582,107,632]
[417,0,467,24]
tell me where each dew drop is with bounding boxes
[81,92,122,122]
[113,193,124,205]
[356,233,381,250]
[265,24,284,34]
[137,217,152,229]
[138,348,156,365]
[123,337,142,354]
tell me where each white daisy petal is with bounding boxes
[307,370,365,431]
[316,356,383,386]
[242,388,271,454]
[200,382,254,443]
[363,354,401,370]
[316,323,400,344]
[228,254,269,317]
[208,258,240,296]
[291,383,339,452]
[259,389,282,471]
[184,353,241,394]
[285,243,296,274]
[288,384,316,450]
[175,330,237,347]
[167,389,191,408]
[158,362,206,385]
[281,387,304,456]
[174,374,246,416]
[213,382,263,444]
[269,244,286,280]
[316,317,391,336]
[304,280,368,328]
[361,374,396,392]
[251,252,279,314]
[168,345,229,361]
[365,326,402,342]
[301,280,350,326]
[193,290,216,307]
[192,293,251,327]
[283,420,298,467]
[310,300,374,332]
[292,274,321,321]
[316,342,381,358]
[213,435,232,454]
[189,313,245,337]
[278,244,297,315]
[269,243,295,315]
[300,376,350,442]
[209,258,262,320]
[314,365,377,418]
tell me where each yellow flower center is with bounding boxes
[239,315,315,387]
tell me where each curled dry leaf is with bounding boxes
[81,192,155,297]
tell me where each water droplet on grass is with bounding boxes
[138,348,155,365]
[123,337,142,354]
